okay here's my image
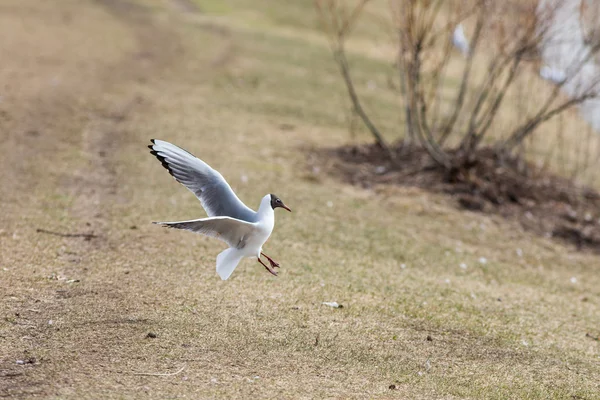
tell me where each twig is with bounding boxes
[464,53,523,151]
[36,228,98,240]
[503,92,597,151]
[0,371,24,378]
[132,364,187,377]
[439,3,485,146]
[334,45,395,160]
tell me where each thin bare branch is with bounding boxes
[466,54,523,150]
[438,3,486,146]
[132,364,187,377]
[334,45,395,158]
[503,91,598,150]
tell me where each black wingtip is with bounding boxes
[148,148,175,177]
[150,139,156,144]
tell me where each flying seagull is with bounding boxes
[148,139,291,280]
[539,65,567,84]
[452,24,470,57]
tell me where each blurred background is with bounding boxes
[0,1,598,398]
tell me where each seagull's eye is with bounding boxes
[277,199,281,203]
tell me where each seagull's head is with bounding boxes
[269,194,291,212]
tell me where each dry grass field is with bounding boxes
[0,0,598,398]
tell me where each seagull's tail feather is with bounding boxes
[216,248,243,280]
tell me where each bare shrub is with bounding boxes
[315,0,600,181]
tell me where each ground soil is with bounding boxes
[1,1,598,398]
[317,143,600,253]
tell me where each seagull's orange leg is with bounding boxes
[258,257,278,276]
[261,252,280,268]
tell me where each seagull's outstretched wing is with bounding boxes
[154,216,256,249]
[149,139,257,222]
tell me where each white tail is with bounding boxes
[216,248,244,280]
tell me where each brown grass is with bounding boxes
[0,0,599,399]
[318,142,600,252]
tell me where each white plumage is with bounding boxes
[149,139,291,280]
[452,24,470,57]
[539,65,567,84]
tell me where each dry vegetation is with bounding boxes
[0,0,599,399]
[317,0,600,187]
[315,0,600,264]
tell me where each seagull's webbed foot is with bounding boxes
[258,257,278,276]
[261,252,280,269]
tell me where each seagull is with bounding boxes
[539,65,567,84]
[452,24,470,57]
[148,139,291,280]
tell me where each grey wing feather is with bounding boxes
[154,217,256,249]
[149,139,258,222]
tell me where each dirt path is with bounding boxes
[1,1,598,399]
[1,0,246,396]
[0,0,191,397]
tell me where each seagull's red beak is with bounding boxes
[282,204,292,212]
